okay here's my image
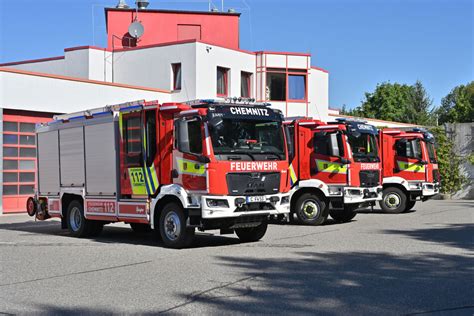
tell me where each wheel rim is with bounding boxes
[384,193,401,209]
[164,211,181,241]
[301,199,320,219]
[69,206,82,232]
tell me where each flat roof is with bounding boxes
[105,7,241,17]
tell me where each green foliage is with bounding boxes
[342,81,435,125]
[437,81,474,124]
[430,127,468,194]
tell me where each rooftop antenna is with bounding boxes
[128,21,144,38]
[116,0,129,9]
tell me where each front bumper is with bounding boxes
[200,193,291,219]
[342,186,383,204]
[408,182,440,200]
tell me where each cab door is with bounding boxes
[394,137,426,181]
[173,117,208,192]
[311,130,348,185]
[119,111,146,198]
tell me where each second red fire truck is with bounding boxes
[27,99,291,248]
[285,117,382,225]
[378,128,440,213]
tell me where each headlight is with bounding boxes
[409,183,422,190]
[281,196,290,204]
[206,199,229,208]
[328,186,343,195]
[346,189,363,196]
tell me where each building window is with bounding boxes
[172,63,182,90]
[217,67,229,97]
[288,75,306,100]
[266,68,307,102]
[266,72,286,101]
[241,72,252,98]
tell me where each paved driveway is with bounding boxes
[0,200,473,315]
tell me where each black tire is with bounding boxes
[294,193,329,226]
[66,200,96,238]
[159,202,194,249]
[235,222,268,242]
[379,187,407,214]
[130,223,152,233]
[405,200,416,212]
[329,204,358,223]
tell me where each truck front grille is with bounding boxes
[359,170,380,187]
[226,172,280,196]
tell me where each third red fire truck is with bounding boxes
[27,99,291,248]
[285,117,382,225]
[378,128,440,213]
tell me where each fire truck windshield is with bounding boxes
[210,120,285,160]
[348,133,379,162]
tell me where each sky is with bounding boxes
[0,0,472,109]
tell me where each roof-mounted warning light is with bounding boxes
[335,117,368,124]
[185,98,271,108]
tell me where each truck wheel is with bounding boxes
[329,204,358,223]
[405,200,416,212]
[294,193,328,225]
[159,203,194,248]
[130,223,152,233]
[235,222,268,242]
[66,200,95,238]
[379,187,407,214]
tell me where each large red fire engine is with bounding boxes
[378,128,440,213]
[27,99,291,248]
[285,117,382,225]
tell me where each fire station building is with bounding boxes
[0,6,413,214]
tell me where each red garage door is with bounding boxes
[2,110,54,213]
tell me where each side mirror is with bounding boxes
[418,159,428,165]
[339,157,351,164]
[209,116,224,132]
[196,155,211,164]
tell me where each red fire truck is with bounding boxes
[27,99,291,248]
[378,128,440,213]
[285,117,382,225]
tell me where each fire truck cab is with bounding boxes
[28,99,291,248]
[285,117,382,225]
[379,128,440,213]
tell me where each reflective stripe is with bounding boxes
[397,161,425,172]
[316,159,348,174]
[289,163,298,186]
[176,158,206,176]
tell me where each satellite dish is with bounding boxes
[128,21,144,39]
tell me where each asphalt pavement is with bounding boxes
[0,200,473,315]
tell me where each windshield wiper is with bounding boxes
[215,151,256,161]
[258,151,283,160]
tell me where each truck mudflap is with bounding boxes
[200,193,291,219]
[343,186,383,204]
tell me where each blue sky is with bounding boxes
[0,0,472,109]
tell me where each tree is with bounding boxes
[342,81,435,125]
[437,81,474,124]
[430,127,467,195]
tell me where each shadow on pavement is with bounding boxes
[165,251,474,315]
[382,223,474,252]
[0,220,240,249]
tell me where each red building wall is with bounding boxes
[106,8,240,50]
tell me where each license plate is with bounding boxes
[246,196,266,203]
